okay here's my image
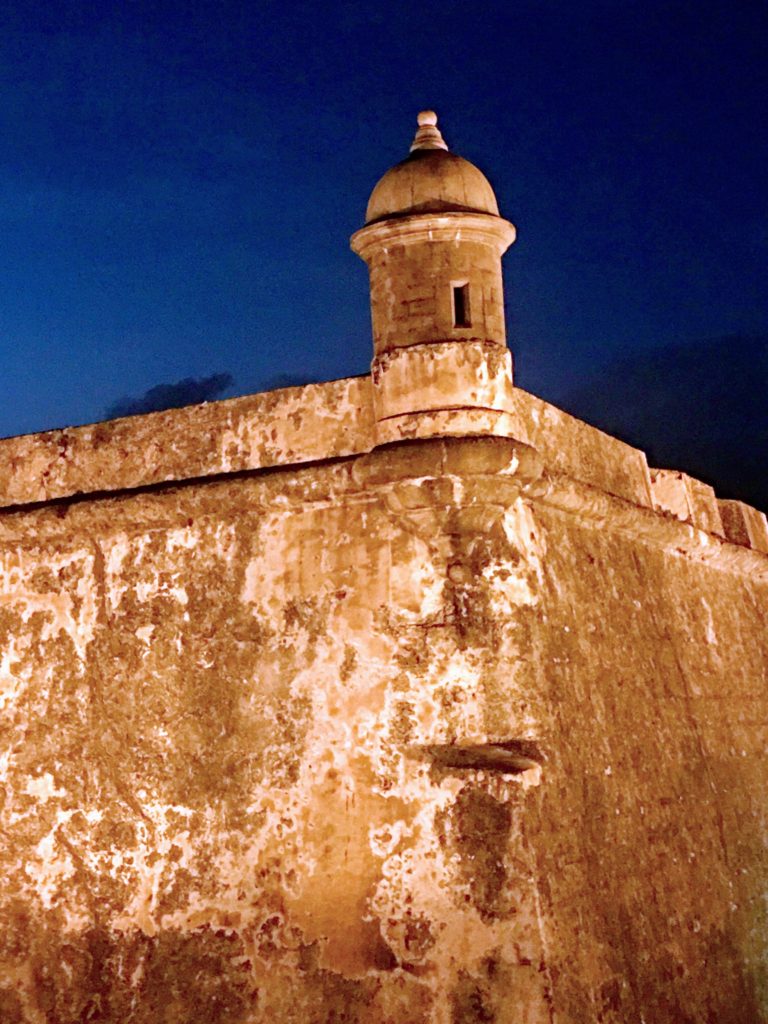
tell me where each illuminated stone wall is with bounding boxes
[1,385,767,1023]
[359,229,508,355]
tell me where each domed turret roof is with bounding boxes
[365,111,500,225]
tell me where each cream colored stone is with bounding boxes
[0,377,656,513]
[650,468,725,536]
[0,375,374,507]
[371,340,513,424]
[367,112,496,220]
[351,214,515,358]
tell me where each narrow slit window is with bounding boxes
[453,284,471,327]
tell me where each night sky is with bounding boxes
[0,2,765,503]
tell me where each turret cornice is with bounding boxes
[350,211,516,262]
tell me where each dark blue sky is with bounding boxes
[0,0,765,444]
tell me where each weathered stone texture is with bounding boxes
[505,389,652,508]
[2,108,766,1022]
[371,341,512,422]
[360,229,509,354]
[527,502,768,1023]
[651,468,725,536]
[0,376,372,508]
[719,498,768,554]
[1,435,766,1023]
[0,373,654,515]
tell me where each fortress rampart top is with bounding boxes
[0,111,764,566]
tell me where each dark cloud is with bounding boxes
[560,334,768,512]
[105,373,234,419]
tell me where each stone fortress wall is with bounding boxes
[1,111,767,1024]
[1,374,766,1024]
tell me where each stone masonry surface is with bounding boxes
[0,375,650,512]
[0,431,766,1023]
[1,109,767,1023]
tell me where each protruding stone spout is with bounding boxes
[411,739,545,775]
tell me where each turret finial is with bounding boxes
[410,110,448,152]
